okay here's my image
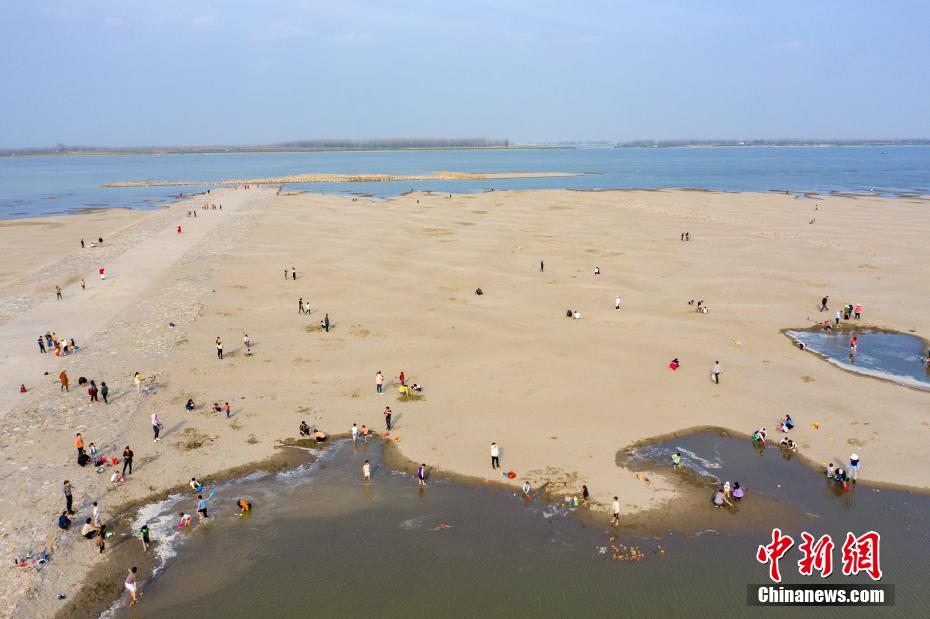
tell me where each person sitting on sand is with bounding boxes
[410,383,422,393]
[669,358,680,370]
[185,399,195,412]
[732,482,744,501]
[190,478,203,492]
[58,511,72,530]
[299,421,311,436]
[712,488,731,508]
[312,429,328,443]
[212,402,222,413]
[566,309,573,318]
[475,288,483,295]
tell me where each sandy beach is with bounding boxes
[1,187,928,617]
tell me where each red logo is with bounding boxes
[759,530,882,582]
[756,528,795,583]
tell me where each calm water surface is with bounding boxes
[786,329,930,390]
[4,146,930,219]
[109,437,929,618]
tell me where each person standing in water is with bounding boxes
[197,494,209,519]
[417,464,427,486]
[849,453,860,483]
[611,496,621,526]
[362,460,371,481]
[351,423,359,443]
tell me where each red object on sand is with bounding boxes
[507,471,516,479]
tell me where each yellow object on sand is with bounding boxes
[398,385,412,397]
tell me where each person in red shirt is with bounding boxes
[398,371,406,386]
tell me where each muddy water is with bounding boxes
[106,437,929,617]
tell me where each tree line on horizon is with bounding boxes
[1,138,511,156]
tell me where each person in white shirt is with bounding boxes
[611,497,621,526]
[522,481,532,496]
[712,361,721,384]
[490,443,500,469]
[351,423,359,443]
[362,460,371,481]
[615,296,621,311]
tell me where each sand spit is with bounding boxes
[102,170,581,188]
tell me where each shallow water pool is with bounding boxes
[786,329,929,389]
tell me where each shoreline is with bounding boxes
[101,171,582,188]
[67,422,928,618]
[781,324,930,392]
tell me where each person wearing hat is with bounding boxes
[849,453,860,483]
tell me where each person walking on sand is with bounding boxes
[125,567,140,606]
[225,402,230,418]
[56,285,62,300]
[63,480,74,514]
[38,336,46,354]
[820,296,829,312]
[384,406,393,431]
[60,370,69,391]
[298,297,304,314]
[122,446,134,475]
[216,337,223,359]
[490,442,500,469]
[615,296,621,311]
[417,464,427,486]
[323,313,330,332]
[133,372,144,394]
[712,361,721,384]
[362,460,371,481]
[96,525,107,554]
[140,525,151,552]
[611,496,621,526]
[376,371,384,395]
[88,380,98,402]
[540,260,544,272]
[151,413,162,442]
[81,278,85,291]
[100,381,108,404]
[291,267,296,281]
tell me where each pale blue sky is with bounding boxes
[1,1,928,147]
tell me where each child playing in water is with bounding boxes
[178,512,192,528]
[671,452,682,468]
[732,482,744,501]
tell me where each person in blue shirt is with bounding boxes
[197,495,209,519]
[58,511,72,529]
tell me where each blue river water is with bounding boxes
[2,146,930,219]
[786,329,930,390]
